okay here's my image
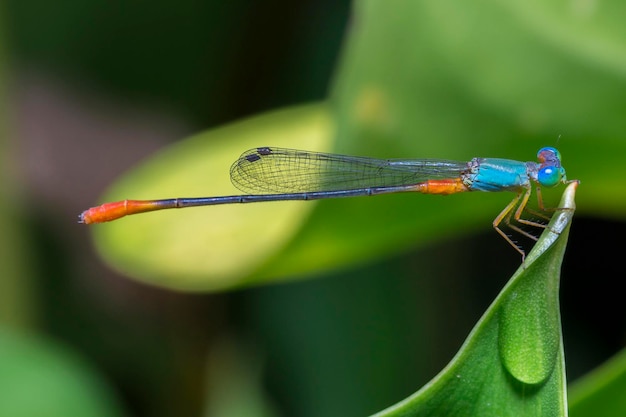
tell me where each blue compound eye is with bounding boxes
[537,147,561,163]
[538,166,563,187]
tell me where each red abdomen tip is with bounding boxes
[78,200,129,224]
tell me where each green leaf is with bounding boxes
[371,181,578,417]
[91,104,333,290]
[0,328,125,417]
[569,347,626,417]
[332,0,626,214]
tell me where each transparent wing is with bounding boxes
[230,147,469,194]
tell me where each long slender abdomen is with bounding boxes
[79,178,470,224]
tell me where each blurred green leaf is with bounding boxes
[92,104,332,290]
[332,0,626,212]
[371,181,577,417]
[87,0,626,290]
[0,328,125,417]
[569,347,626,417]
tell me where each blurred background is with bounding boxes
[1,1,625,416]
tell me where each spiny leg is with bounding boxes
[503,186,549,244]
[494,182,574,261]
[531,184,575,218]
[505,186,562,249]
[522,186,551,222]
[512,185,550,231]
[493,191,527,260]
[513,185,575,239]
[505,207,540,242]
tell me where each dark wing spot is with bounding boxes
[245,153,262,163]
[256,147,273,156]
